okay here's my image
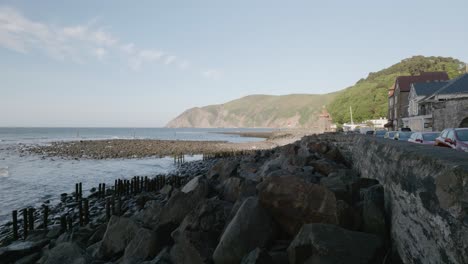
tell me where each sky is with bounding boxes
[0,0,467,127]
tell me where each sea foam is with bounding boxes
[0,167,8,177]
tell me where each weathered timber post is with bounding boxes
[60,215,67,231]
[22,208,28,239]
[79,182,82,199]
[75,183,79,201]
[102,183,106,197]
[12,210,18,240]
[28,208,34,231]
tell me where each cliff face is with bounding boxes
[166,94,338,128]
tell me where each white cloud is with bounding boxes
[121,42,135,54]
[164,55,176,65]
[93,47,107,60]
[178,60,190,70]
[0,6,213,73]
[202,69,223,79]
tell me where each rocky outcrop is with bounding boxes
[97,216,139,260]
[212,197,277,264]
[257,175,338,236]
[287,224,383,264]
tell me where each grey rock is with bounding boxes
[141,247,172,264]
[97,216,139,260]
[122,228,160,264]
[212,197,276,264]
[219,177,243,202]
[208,159,239,181]
[44,242,88,264]
[181,175,203,193]
[172,197,233,263]
[287,224,383,264]
[0,239,49,263]
[240,248,273,264]
[257,175,337,236]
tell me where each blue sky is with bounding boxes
[0,0,467,127]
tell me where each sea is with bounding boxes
[0,127,271,225]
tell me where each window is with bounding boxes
[441,130,448,138]
[447,130,455,140]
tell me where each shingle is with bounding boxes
[413,82,448,96]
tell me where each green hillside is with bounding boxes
[166,93,338,128]
[328,56,466,124]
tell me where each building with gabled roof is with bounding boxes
[387,71,450,130]
[403,73,468,131]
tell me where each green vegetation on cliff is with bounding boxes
[166,93,338,128]
[327,56,466,124]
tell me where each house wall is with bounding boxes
[432,98,468,130]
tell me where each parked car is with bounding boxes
[394,131,413,141]
[365,130,374,136]
[384,131,396,139]
[400,127,412,132]
[408,132,440,145]
[374,130,387,138]
[435,128,468,152]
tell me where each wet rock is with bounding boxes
[287,224,383,264]
[86,224,107,247]
[336,200,360,230]
[141,247,172,264]
[181,175,203,193]
[212,197,276,264]
[208,159,239,181]
[122,228,160,264]
[257,175,337,236]
[360,185,387,239]
[0,239,49,263]
[135,200,163,227]
[160,185,173,197]
[97,216,139,260]
[218,177,243,202]
[172,197,233,263]
[14,252,41,264]
[152,180,210,245]
[309,158,343,176]
[170,241,204,264]
[240,248,273,264]
[238,162,260,181]
[43,242,88,264]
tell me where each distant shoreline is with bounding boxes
[23,130,310,160]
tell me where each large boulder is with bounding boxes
[122,228,161,264]
[151,180,210,245]
[0,239,49,263]
[208,159,239,181]
[97,216,139,260]
[212,197,277,264]
[287,224,383,264]
[44,242,88,264]
[240,248,273,264]
[360,184,387,239]
[171,198,233,263]
[257,175,337,236]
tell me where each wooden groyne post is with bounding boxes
[12,210,18,240]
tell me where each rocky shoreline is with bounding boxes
[0,134,399,264]
[23,130,305,160]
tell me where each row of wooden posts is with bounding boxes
[202,150,259,161]
[9,175,186,241]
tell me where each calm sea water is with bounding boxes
[0,127,271,224]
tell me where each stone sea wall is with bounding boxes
[347,135,468,264]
